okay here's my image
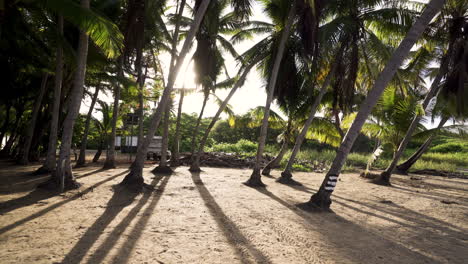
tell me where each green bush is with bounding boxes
[207,139,258,154]
[429,142,468,153]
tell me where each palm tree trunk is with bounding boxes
[305,0,446,209]
[262,139,288,176]
[0,105,24,157]
[120,0,211,188]
[39,15,64,173]
[52,0,90,192]
[171,88,185,166]
[245,0,297,187]
[93,137,104,162]
[0,103,11,146]
[103,57,123,170]
[136,66,147,154]
[280,55,340,182]
[189,92,209,156]
[397,116,449,173]
[76,84,101,167]
[18,73,48,165]
[189,59,259,172]
[152,101,173,174]
[376,42,452,184]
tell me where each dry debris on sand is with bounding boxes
[0,161,467,263]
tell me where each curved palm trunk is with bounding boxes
[52,0,90,192]
[76,84,101,167]
[376,43,452,185]
[152,101,173,174]
[103,57,123,170]
[39,15,64,173]
[189,92,209,155]
[245,0,297,187]
[305,0,446,209]
[189,59,259,172]
[279,56,339,182]
[18,74,48,165]
[120,0,211,189]
[397,116,449,173]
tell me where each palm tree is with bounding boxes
[37,15,64,174]
[120,0,212,189]
[152,99,173,174]
[303,0,447,209]
[18,73,49,165]
[245,0,298,187]
[52,0,91,191]
[75,83,101,167]
[376,0,467,184]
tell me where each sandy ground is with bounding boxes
[0,160,467,264]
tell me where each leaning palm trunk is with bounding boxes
[103,57,124,170]
[397,116,449,173]
[189,92,209,156]
[152,101,173,174]
[279,57,339,183]
[18,73,48,165]
[51,0,90,191]
[376,44,452,185]
[120,0,211,188]
[189,59,260,171]
[39,15,64,173]
[245,0,297,187]
[76,84,101,167]
[305,0,446,209]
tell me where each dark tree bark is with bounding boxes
[18,73,49,165]
[0,103,11,146]
[76,84,101,167]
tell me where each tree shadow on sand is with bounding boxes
[0,170,128,235]
[252,187,440,263]
[191,172,271,264]
[271,182,468,263]
[60,174,170,264]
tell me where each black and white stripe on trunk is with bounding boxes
[325,175,338,192]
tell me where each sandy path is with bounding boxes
[0,162,467,263]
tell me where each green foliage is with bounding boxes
[207,139,258,154]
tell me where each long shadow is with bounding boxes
[276,181,468,258]
[283,181,468,235]
[87,175,170,264]
[253,187,436,263]
[191,172,271,264]
[0,168,107,215]
[60,184,140,264]
[0,170,128,235]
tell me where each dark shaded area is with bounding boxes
[0,170,128,235]
[191,172,271,264]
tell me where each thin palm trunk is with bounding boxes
[153,101,172,174]
[245,0,297,187]
[377,43,452,184]
[189,59,260,171]
[189,92,209,156]
[0,104,11,146]
[397,116,449,173]
[103,57,123,169]
[262,138,288,176]
[52,0,90,192]
[279,56,340,182]
[0,105,24,157]
[76,84,101,167]
[305,0,446,209]
[18,73,48,164]
[93,137,104,163]
[120,0,211,188]
[171,88,185,166]
[39,15,64,173]
[136,66,147,152]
